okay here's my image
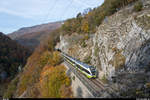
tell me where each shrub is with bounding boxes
[72,76,75,81]
[101,75,108,84]
[81,20,89,33]
[111,48,126,70]
[39,51,51,67]
[59,85,73,98]
[16,51,63,97]
[9,25,66,97]
[113,52,126,70]
[39,65,72,98]
[60,0,137,35]
[84,56,91,64]
[81,41,87,48]
[17,74,33,95]
[50,51,63,66]
[39,51,62,67]
[83,35,89,40]
[134,1,143,12]
[3,77,19,98]
[94,43,99,56]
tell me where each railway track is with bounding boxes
[76,70,101,97]
[66,60,105,90]
[64,61,105,97]
[90,79,105,90]
[64,60,120,97]
[60,51,119,97]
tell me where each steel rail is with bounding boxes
[61,53,119,97]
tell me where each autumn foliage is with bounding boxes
[3,0,140,98]
[39,65,72,98]
[61,0,137,35]
[4,30,72,98]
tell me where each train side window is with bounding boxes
[76,65,81,69]
[77,65,83,71]
[82,68,90,74]
[77,65,90,74]
[71,61,75,64]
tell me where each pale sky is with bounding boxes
[0,0,104,34]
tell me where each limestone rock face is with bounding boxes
[91,5,150,79]
[56,0,150,80]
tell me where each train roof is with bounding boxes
[65,54,91,68]
[63,53,92,69]
[75,60,91,69]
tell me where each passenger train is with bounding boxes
[61,52,97,78]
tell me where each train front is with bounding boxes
[89,66,97,78]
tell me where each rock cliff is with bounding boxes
[56,0,150,81]
[55,0,150,97]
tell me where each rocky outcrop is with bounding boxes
[56,33,94,62]
[55,0,150,97]
[56,0,150,81]
[91,2,150,80]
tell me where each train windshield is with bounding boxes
[90,66,96,75]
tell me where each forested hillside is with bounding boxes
[0,32,31,97]
[3,0,148,98]
[8,22,62,50]
[0,32,31,81]
[3,29,72,98]
[61,0,137,35]
[57,0,150,97]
